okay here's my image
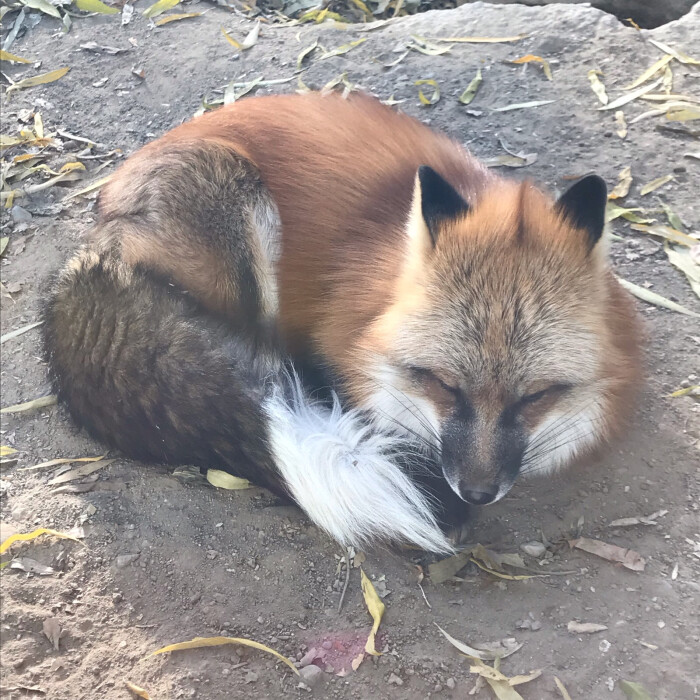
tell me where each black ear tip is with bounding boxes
[578,173,607,200]
[556,173,607,251]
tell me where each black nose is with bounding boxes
[462,489,497,505]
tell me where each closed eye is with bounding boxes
[519,383,572,407]
[406,365,460,395]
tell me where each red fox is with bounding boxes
[43,92,642,553]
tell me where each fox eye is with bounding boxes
[520,383,572,406]
[407,366,459,395]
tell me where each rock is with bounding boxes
[388,673,404,686]
[10,206,32,223]
[115,553,140,568]
[521,541,547,557]
[299,665,325,686]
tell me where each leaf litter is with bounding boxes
[0,527,83,556]
[608,166,632,199]
[569,537,645,571]
[1,395,57,414]
[509,54,552,80]
[640,174,674,195]
[206,469,252,490]
[617,276,700,318]
[435,623,522,661]
[458,68,482,105]
[360,568,385,656]
[588,70,608,104]
[415,79,440,106]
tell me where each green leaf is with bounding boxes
[21,0,61,19]
[616,277,700,318]
[415,79,440,106]
[142,0,179,19]
[458,68,482,105]
[620,680,656,700]
[74,0,119,13]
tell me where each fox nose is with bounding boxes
[461,489,497,505]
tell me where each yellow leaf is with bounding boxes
[142,0,180,19]
[640,174,673,196]
[33,112,44,139]
[415,79,440,106]
[623,54,672,90]
[669,385,699,398]
[206,469,252,490]
[0,446,18,457]
[75,0,119,13]
[48,458,115,485]
[554,676,573,700]
[614,110,627,138]
[509,54,552,80]
[60,161,86,173]
[125,681,151,699]
[588,70,608,105]
[648,38,700,66]
[62,174,111,201]
[5,67,70,97]
[469,557,534,580]
[296,40,318,71]
[427,34,528,43]
[0,527,83,555]
[0,50,33,64]
[221,26,242,49]
[605,202,655,225]
[616,277,699,318]
[598,77,662,111]
[154,12,200,25]
[1,395,58,414]
[631,223,696,247]
[21,455,105,471]
[666,104,700,121]
[458,68,482,105]
[149,636,299,674]
[360,569,385,656]
[348,0,373,19]
[319,38,367,59]
[608,166,632,200]
[435,623,523,660]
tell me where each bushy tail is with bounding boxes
[43,251,452,553]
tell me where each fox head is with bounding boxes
[353,167,641,506]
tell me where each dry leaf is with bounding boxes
[10,557,56,575]
[320,38,367,59]
[5,68,70,98]
[142,0,179,18]
[615,110,628,138]
[660,203,684,231]
[648,38,700,66]
[1,395,57,414]
[0,446,17,457]
[154,12,200,25]
[0,527,83,555]
[349,0,373,19]
[666,105,700,121]
[296,41,318,71]
[620,680,656,700]
[608,166,632,199]
[42,618,61,650]
[427,34,528,43]
[567,621,608,634]
[0,237,8,256]
[435,623,522,661]
[510,54,552,80]
[21,455,105,471]
[605,203,654,224]
[554,676,573,700]
[149,636,299,674]
[1,321,43,344]
[588,70,608,104]
[47,459,114,486]
[569,537,646,571]
[206,469,252,490]
[408,35,453,56]
[429,550,470,584]
[458,69,482,105]
[21,0,60,18]
[0,50,33,64]
[240,21,261,49]
[491,99,556,112]
[640,174,673,195]
[75,0,119,13]
[415,79,440,106]
[623,54,673,90]
[617,276,700,318]
[360,569,385,655]
[598,77,663,111]
[125,680,151,699]
[665,245,700,299]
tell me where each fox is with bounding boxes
[43,91,642,553]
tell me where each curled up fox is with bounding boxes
[44,92,642,553]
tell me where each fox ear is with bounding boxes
[555,174,607,252]
[412,165,470,246]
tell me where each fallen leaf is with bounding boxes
[429,550,470,584]
[666,104,700,122]
[617,277,700,318]
[149,636,299,674]
[598,77,663,111]
[0,237,8,256]
[320,38,367,59]
[609,510,668,527]
[630,223,696,246]
[80,42,129,54]
[125,681,151,699]
[1,321,43,345]
[640,174,673,195]
[510,54,552,80]
[659,203,684,231]
[10,557,55,575]
[47,459,114,486]
[435,623,522,661]
[669,384,699,398]
[458,69,482,105]
[21,0,60,19]
[665,245,700,298]
[491,99,556,112]
[0,527,83,555]
[42,618,61,650]
[0,446,17,457]
[361,569,385,655]
[569,537,646,571]
[296,40,318,71]
[588,69,608,104]
[605,203,654,224]
[415,79,440,106]
[142,0,179,17]
[427,34,528,43]
[567,621,608,634]
[349,0,373,19]
[21,455,105,471]
[5,68,71,98]
[620,680,656,700]
[154,12,200,25]
[615,110,628,138]
[1,395,57,414]
[0,50,33,64]
[75,0,119,13]
[648,38,700,66]
[554,676,573,700]
[623,54,673,90]
[241,21,261,49]
[408,35,453,56]
[351,652,364,670]
[206,469,252,490]
[609,166,632,199]
[381,51,408,68]
[63,175,111,201]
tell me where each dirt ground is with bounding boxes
[1,2,699,698]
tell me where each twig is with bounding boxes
[418,581,431,609]
[337,546,352,613]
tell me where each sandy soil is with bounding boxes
[1,2,699,699]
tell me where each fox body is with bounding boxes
[44,92,641,552]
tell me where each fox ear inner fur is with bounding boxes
[417,165,470,244]
[555,174,607,252]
